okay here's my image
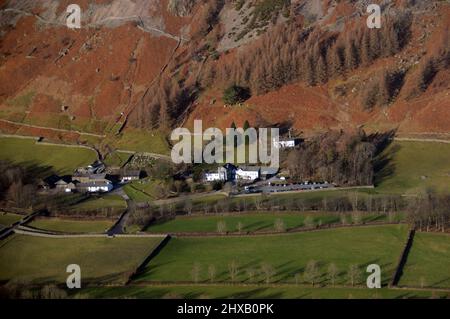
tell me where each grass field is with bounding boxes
[78,284,449,299]
[27,218,114,234]
[70,194,127,213]
[145,212,390,233]
[109,128,169,155]
[135,225,408,285]
[0,235,164,285]
[0,137,97,175]
[399,232,450,288]
[0,213,23,229]
[103,151,132,168]
[123,184,153,202]
[375,141,450,194]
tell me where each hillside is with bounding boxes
[0,0,449,152]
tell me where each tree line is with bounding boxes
[286,130,389,186]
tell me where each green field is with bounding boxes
[136,225,408,285]
[70,194,127,213]
[78,284,448,299]
[0,235,164,285]
[375,141,450,194]
[399,232,450,288]
[27,218,114,234]
[123,184,153,202]
[0,137,97,175]
[103,151,132,168]
[109,128,169,155]
[0,213,23,229]
[145,212,390,233]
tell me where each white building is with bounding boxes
[77,180,113,193]
[120,170,141,183]
[204,164,237,182]
[236,166,260,181]
[205,167,227,181]
[273,138,300,149]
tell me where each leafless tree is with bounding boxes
[260,262,275,284]
[246,268,256,283]
[228,260,239,283]
[347,264,361,287]
[327,263,339,287]
[208,264,216,283]
[351,211,362,224]
[184,200,193,215]
[304,216,315,228]
[217,220,227,234]
[304,260,320,287]
[191,263,201,283]
[236,221,244,233]
[274,218,285,232]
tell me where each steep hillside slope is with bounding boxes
[0,0,191,143]
[0,0,449,152]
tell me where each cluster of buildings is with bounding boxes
[204,164,279,183]
[40,161,142,194]
[204,136,300,183]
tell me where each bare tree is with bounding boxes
[208,264,216,283]
[260,262,275,284]
[327,263,339,287]
[347,264,361,287]
[191,263,201,283]
[236,221,244,233]
[420,276,426,288]
[351,211,362,224]
[184,200,193,215]
[228,260,239,283]
[294,273,301,285]
[304,216,315,228]
[254,197,262,210]
[40,285,67,299]
[304,260,320,287]
[246,268,256,283]
[274,218,286,232]
[340,213,348,225]
[217,220,227,234]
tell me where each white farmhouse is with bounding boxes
[273,138,300,149]
[236,166,260,181]
[77,180,113,193]
[204,164,237,182]
[205,167,227,181]
[120,170,141,183]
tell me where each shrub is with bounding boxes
[223,85,251,105]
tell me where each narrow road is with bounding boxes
[0,210,41,240]
[107,187,131,235]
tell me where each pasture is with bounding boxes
[0,235,164,285]
[27,218,114,234]
[375,141,450,194]
[399,232,450,288]
[145,211,389,233]
[135,225,408,285]
[0,137,96,175]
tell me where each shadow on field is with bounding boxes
[371,130,398,187]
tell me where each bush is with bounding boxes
[212,181,224,191]
[223,85,251,105]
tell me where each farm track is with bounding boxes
[0,119,106,138]
[0,8,187,42]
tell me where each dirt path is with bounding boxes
[0,119,106,138]
[394,137,450,144]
